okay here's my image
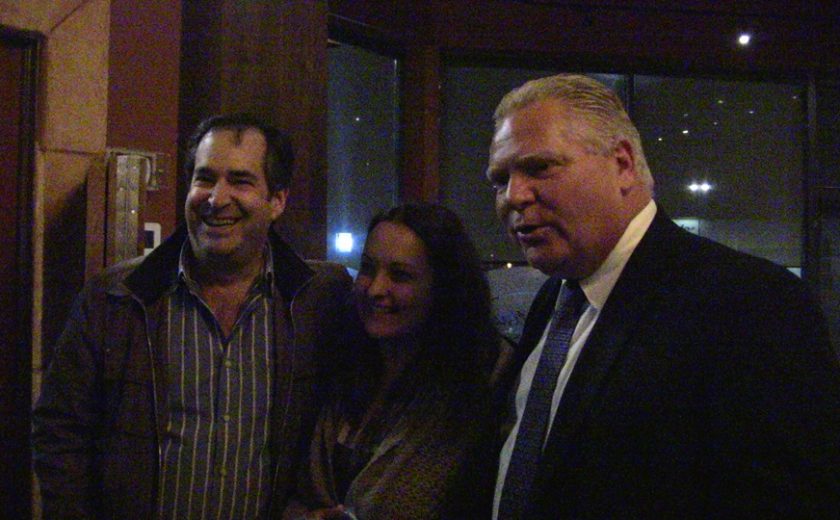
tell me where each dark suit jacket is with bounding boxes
[514,210,840,519]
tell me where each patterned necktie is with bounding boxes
[498,280,587,520]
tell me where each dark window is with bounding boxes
[327,42,399,269]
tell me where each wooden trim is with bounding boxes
[399,44,441,202]
[0,26,38,520]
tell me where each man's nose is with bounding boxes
[366,270,389,296]
[503,172,536,209]
[208,180,231,206]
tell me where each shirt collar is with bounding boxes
[579,200,657,310]
[176,241,275,296]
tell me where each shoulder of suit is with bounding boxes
[678,227,797,281]
[651,222,809,310]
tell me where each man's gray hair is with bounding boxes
[494,74,654,190]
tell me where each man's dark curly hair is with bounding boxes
[184,113,294,192]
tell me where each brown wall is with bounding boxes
[1,3,181,515]
[35,0,182,366]
[83,0,181,282]
[107,0,180,236]
[179,0,329,259]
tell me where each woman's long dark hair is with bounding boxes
[340,203,499,429]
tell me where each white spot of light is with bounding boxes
[335,232,354,253]
[688,182,713,193]
[738,33,752,46]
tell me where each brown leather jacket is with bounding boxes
[32,227,352,519]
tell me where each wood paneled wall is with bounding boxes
[180,0,329,259]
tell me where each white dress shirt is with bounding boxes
[492,200,657,519]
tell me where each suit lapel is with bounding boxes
[531,211,681,494]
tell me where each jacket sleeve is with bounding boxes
[32,288,104,519]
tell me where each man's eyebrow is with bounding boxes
[486,152,570,177]
[514,152,571,167]
[228,169,259,179]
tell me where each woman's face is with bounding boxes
[354,221,434,340]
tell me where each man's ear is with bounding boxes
[270,188,288,220]
[614,139,639,193]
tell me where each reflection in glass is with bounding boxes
[634,76,805,269]
[327,43,399,268]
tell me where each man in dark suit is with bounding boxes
[487,74,840,519]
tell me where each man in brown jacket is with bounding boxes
[32,114,352,519]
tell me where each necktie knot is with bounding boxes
[557,280,586,319]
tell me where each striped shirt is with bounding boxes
[158,244,275,519]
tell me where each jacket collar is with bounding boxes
[123,225,314,305]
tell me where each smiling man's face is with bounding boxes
[185,127,286,269]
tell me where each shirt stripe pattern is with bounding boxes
[158,267,275,519]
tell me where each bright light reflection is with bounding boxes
[335,232,354,253]
[688,182,713,193]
